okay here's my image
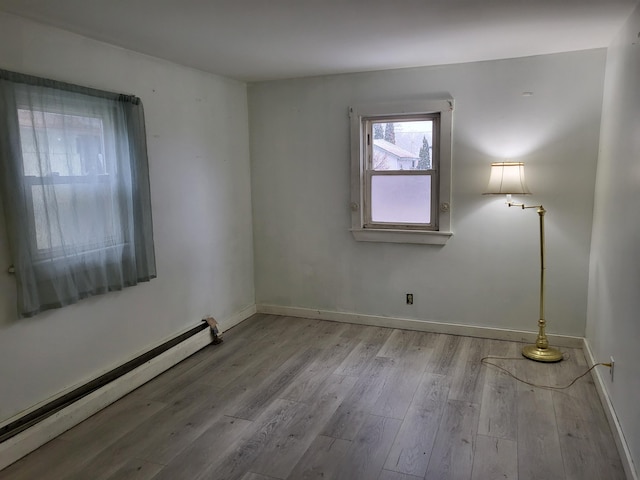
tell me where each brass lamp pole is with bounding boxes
[484,162,563,363]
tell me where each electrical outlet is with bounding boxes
[406,293,413,305]
[610,356,615,382]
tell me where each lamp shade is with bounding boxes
[484,162,531,195]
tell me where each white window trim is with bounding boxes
[349,99,453,245]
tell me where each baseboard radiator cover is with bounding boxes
[0,323,208,445]
[0,304,257,471]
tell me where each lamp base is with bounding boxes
[522,344,563,363]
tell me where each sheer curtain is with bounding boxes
[0,69,156,318]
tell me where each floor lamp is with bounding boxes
[484,162,563,363]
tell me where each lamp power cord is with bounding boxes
[480,355,612,391]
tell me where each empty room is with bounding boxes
[0,1,639,479]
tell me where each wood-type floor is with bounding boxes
[1,314,626,480]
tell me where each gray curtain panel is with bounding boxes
[0,69,156,318]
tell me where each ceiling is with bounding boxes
[0,0,637,82]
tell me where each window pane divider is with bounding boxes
[368,170,435,176]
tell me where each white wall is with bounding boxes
[0,13,254,424]
[587,2,640,473]
[249,50,605,337]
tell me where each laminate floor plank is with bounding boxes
[448,336,488,404]
[551,347,611,432]
[149,415,252,480]
[250,374,357,479]
[122,345,216,402]
[369,363,423,420]
[284,317,349,347]
[229,314,299,341]
[470,434,517,480]
[279,336,360,403]
[1,397,167,480]
[333,327,393,376]
[556,414,626,480]
[303,319,353,349]
[368,367,421,420]
[550,348,625,480]
[399,331,437,372]
[321,357,395,440]
[128,319,302,404]
[516,353,566,480]
[205,316,326,376]
[376,329,414,359]
[286,435,352,480]
[477,340,519,441]
[332,340,382,377]
[336,321,367,339]
[355,325,396,343]
[376,329,435,373]
[59,396,167,445]
[424,399,480,480]
[377,470,423,480]
[1,316,626,480]
[383,372,450,477]
[0,438,78,480]
[64,381,225,480]
[334,414,402,480]
[228,346,321,421]
[424,333,462,376]
[196,340,309,399]
[240,473,281,480]
[104,458,165,480]
[194,398,305,480]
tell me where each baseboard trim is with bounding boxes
[583,339,638,480]
[256,304,584,348]
[223,304,258,332]
[0,304,257,472]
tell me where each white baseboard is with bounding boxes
[0,305,257,472]
[256,304,584,348]
[221,304,257,333]
[583,339,638,480]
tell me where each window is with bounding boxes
[350,99,453,244]
[0,69,156,317]
[18,106,121,257]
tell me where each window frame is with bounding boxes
[364,113,439,230]
[350,99,454,245]
[0,67,156,318]
[16,101,124,261]
[22,174,121,261]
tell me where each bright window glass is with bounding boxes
[370,175,432,224]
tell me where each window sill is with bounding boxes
[350,228,452,245]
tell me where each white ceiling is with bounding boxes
[0,0,637,82]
